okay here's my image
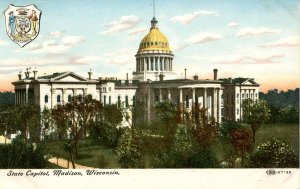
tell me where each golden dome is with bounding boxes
[138,18,171,53]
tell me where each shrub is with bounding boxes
[249,138,299,168]
[0,139,47,168]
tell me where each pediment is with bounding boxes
[52,72,87,81]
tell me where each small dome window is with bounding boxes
[147,42,150,46]
[155,42,158,45]
[151,42,153,45]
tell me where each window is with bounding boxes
[221,108,224,116]
[118,96,121,108]
[109,96,111,105]
[103,95,106,105]
[242,94,244,98]
[78,95,82,102]
[186,96,189,108]
[255,93,258,98]
[68,95,72,103]
[237,99,239,104]
[251,93,253,98]
[125,96,129,108]
[237,93,239,98]
[109,87,111,92]
[195,95,198,104]
[247,94,249,98]
[132,96,136,106]
[155,95,159,102]
[57,95,61,103]
[44,95,48,103]
[237,108,239,115]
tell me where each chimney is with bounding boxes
[213,69,218,80]
[33,70,38,80]
[125,73,129,85]
[184,68,187,80]
[159,73,165,81]
[25,68,30,79]
[18,71,22,80]
[193,73,198,80]
[88,69,92,80]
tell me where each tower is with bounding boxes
[133,17,176,81]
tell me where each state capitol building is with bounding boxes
[12,16,260,124]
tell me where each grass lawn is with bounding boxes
[211,123,299,165]
[255,123,299,155]
[45,123,298,168]
[45,139,120,168]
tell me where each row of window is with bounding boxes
[102,87,112,92]
[44,94,83,103]
[103,95,135,108]
[140,41,168,48]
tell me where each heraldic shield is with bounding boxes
[4,4,42,47]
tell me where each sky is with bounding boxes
[0,0,299,93]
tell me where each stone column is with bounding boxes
[162,57,165,71]
[148,57,151,71]
[83,88,87,96]
[51,88,56,108]
[192,88,195,106]
[179,89,183,103]
[62,89,66,104]
[159,88,162,102]
[213,88,218,122]
[217,88,220,123]
[203,88,207,109]
[168,89,171,101]
[25,87,28,104]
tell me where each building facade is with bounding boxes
[12,17,260,123]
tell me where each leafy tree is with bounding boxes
[51,95,101,157]
[7,105,41,142]
[116,128,142,168]
[242,99,271,143]
[0,92,15,105]
[90,104,123,147]
[229,128,253,166]
[248,138,299,168]
[278,106,299,123]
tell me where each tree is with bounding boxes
[51,95,101,157]
[90,104,123,147]
[242,99,270,143]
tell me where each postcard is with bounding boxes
[0,0,299,188]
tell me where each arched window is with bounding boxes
[132,96,135,107]
[68,95,72,103]
[186,96,189,108]
[57,95,61,103]
[117,96,121,107]
[103,95,106,105]
[125,95,129,108]
[109,96,111,105]
[44,95,48,103]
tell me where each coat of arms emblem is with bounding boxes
[4,4,41,47]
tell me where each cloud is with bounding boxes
[170,10,219,25]
[237,27,282,37]
[103,49,133,65]
[68,56,104,65]
[102,15,142,35]
[128,28,147,35]
[185,32,223,44]
[0,40,8,46]
[258,35,300,48]
[212,54,285,64]
[227,22,239,27]
[62,36,85,46]
[49,31,63,38]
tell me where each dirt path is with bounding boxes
[48,157,95,169]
